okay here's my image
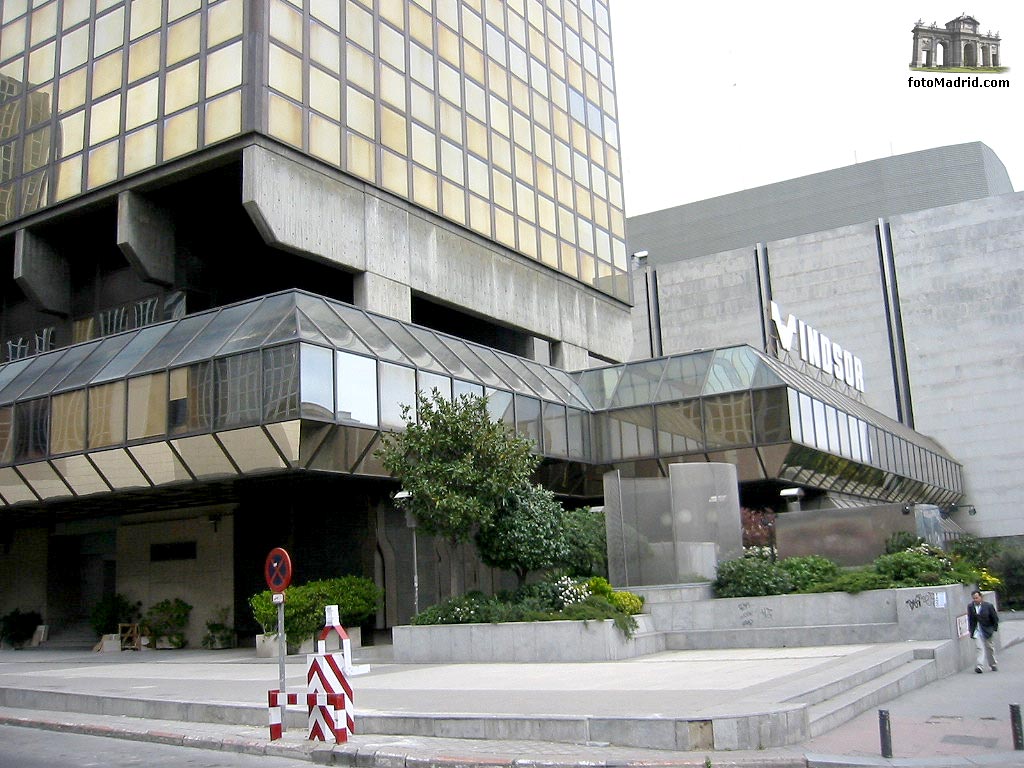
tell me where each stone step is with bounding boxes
[663,622,901,650]
[804,658,937,737]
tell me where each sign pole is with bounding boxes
[264,547,293,734]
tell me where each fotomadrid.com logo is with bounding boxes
[908,12,1010,87]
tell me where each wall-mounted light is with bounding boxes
[779,488,804,499]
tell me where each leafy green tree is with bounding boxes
[377,391,540,545]
[475,483,570,587]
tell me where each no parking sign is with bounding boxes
[264,547,293,593]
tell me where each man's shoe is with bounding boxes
[991,664,998,671]
[975,666,983,673]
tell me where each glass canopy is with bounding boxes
[0,290,962,508]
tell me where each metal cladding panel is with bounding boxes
[265,421,301,465]
[18,461,73,500]
[0,467,38,504]
[216,426,287,473]
[51,455,110,497]
[127,442,191,485]
[170,435,237,479]
[87,449,150,490]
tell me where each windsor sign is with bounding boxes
[769,301,865,393]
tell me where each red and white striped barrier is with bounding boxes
[267,689,297,741]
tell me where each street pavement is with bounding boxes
[0,615,1022,768]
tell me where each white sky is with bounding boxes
[610,2,1024,216]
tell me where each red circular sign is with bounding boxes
[264,547,293,593]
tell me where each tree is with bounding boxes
[475,483,570,587]
[376,391,539,546]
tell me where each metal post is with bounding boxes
[277,599,287,732]
[1011,703,1023,751]
[879,709,893,758]
[411,526,420,616]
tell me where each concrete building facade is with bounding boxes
[628,145,1023,540]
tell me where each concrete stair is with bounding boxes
[39,622,97,651]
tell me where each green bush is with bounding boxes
[778,555,840,591]
[713,557,792,598]
[805,570,893,594]
[608,590,644,615]
[1,609,43,648]
[873,551,952,585]
[89,593,141,637]
[250,575,383,646]
[585,576,614,599]
[949,534,1001,570]
[142,598,192,648]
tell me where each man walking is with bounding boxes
[967,589,999,673]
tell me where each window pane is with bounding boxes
[0,406,13,463]
[655,400,702,454]
[704,393,753,450]
[485,387,515,426]
[599,406,655,461]
[567,407,590,460]
[418,370,452,401]
[336,351,378,426]
[266,344,301,421]
[127,372,167,440]
[379,362,416,429]
[15,398,50,460]
[542,401,568,457]
[753,388,789,444]
[169,363,213,435]
[215,352,261,430]
[50,390,86,454]
[88,381,126,448]
[298,344,331,420]
[453,379,484,400]
[514,394,542,449]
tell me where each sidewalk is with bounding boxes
[0,616,1022,768]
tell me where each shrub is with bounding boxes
[805,570,892,594]
[949,534,1001,570]
[713,557,792,598]
[608,590,645,615]
[142,598,192,648]
[873,551,952,585]
[89,593,141,637]
[778,555,840,591]
[250,575,383,647]
[0,609,43,649]
[586,576,614,599]
[411,592,496,625]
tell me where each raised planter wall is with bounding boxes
[392,615,660,663]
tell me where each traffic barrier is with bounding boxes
[267,689,297,740]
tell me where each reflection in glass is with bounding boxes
[599,406,655,461]
[127,372,167,440]
[417,370,451,401]
[336,351,377,426]
[169,362,213,435]
[88,381,125,448]
[655,400,702,454]
[0,405,12,463]
[215,352,261,429]
[567,407,590,460]
[608,359,662,408]
[485,387,515,427]
[514,394,542,449]
[265,344,300,420]
[542,401,568,457]
[704,393,753,450]
[453,379,484,400]
[12,398,48,461]
[379,362,416,429]
[297,343,331,420]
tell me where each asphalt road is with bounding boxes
[0,725,305,768]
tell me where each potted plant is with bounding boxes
[201,607,234,649]
[142,598,192,649]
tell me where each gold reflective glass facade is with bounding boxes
[0,0,244,218]
[0,0,627,299]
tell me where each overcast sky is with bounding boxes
[610,2,1023,216]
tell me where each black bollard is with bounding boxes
[1012,703,1023,751]
[879,709,893,758]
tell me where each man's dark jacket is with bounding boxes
[968,600,999,638]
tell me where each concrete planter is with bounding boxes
[393,616,660,663]
[256,626,361,658]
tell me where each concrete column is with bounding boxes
[13,229,69,316]
[551,340,589,371]
[354,271,411,322]
[117,190,174,286]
